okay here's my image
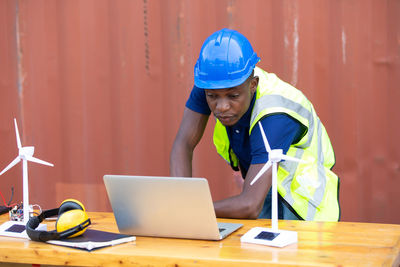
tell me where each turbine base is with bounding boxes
[0,220,47,239]
[241,227,297,247]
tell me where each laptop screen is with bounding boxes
[103,175,224,240]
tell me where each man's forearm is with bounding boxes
[214,193,261,219]
[170,144,193,177]
[170,108,209,177]
[214,164,272,219]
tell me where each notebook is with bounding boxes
[103,175,242,240]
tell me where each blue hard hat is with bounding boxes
[194,28,260,89]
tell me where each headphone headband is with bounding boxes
[57,218,91,238]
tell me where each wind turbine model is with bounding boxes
[241,121,300,247]
[0,118,52,238]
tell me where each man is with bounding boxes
[170,28,340,221]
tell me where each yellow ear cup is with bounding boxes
[56,209,89,238]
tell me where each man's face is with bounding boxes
[205,76,259,126]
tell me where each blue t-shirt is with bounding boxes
[186,86,305,177]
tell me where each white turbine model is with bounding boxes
[0,118,53,224]
[241,121,300,247]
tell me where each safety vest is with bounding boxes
[213,67,340,221]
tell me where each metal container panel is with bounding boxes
[0,0,399,223]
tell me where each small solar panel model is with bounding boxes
[241,121,299,247]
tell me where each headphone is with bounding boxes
[26,199,91,242]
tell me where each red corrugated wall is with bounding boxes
[0,0,399,223]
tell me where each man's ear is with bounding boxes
[250,76,259,93]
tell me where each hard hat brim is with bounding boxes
[194,56,260,89]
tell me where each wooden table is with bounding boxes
[0,212,399,266]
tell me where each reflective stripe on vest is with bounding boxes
[212,67,340,221]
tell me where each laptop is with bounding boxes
[103,175,242,240]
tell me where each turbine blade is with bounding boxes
[250,160,272,186]
[0,157,21,176]
[281,154,303,163]
[14,118,22,149]
[258,121,271,153]
[25,156,54,167]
